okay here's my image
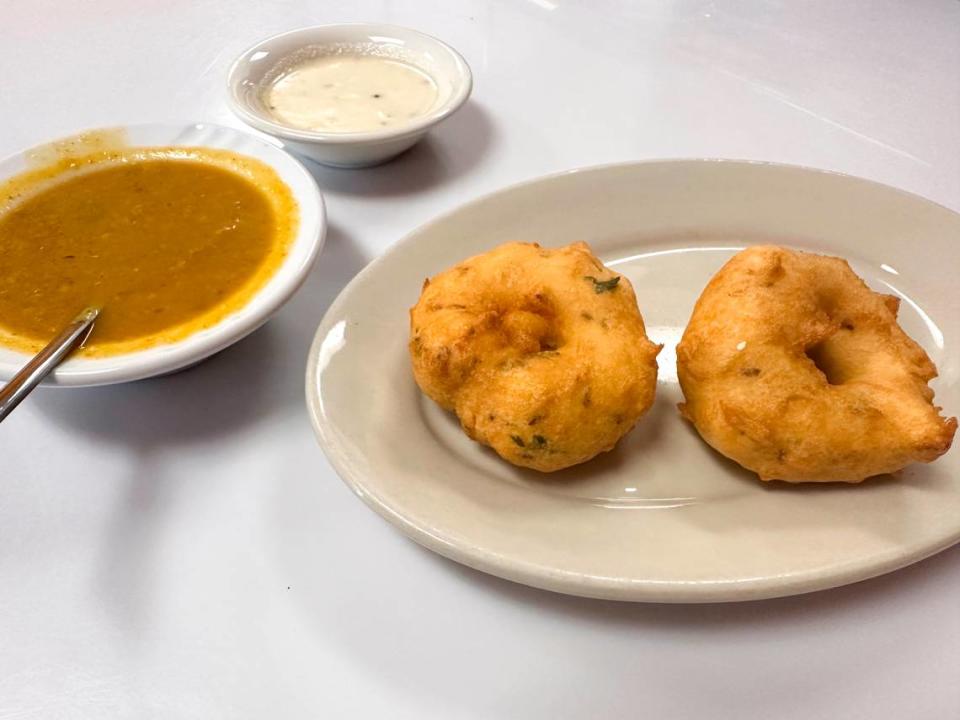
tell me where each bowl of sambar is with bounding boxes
[0,123,325,386]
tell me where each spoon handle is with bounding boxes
[0,308,100,422]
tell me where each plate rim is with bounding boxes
[304,158,960,602]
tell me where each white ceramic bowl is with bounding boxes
[0,123,326,387]
[226,24,473,168]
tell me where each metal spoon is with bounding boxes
[0,307,100,422]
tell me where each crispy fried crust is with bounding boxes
[676,245,956,483]
[410,241,661,472]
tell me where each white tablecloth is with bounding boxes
[3,1,959,717]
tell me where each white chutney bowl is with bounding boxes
[226,24,473,168]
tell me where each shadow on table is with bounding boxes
[303,101,496,197]
[28,222,367,636]
[31,221,368,447]
[276,484,960,716]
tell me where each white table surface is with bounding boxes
[3,1,959,717]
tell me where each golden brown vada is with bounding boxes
[410,241,661,472]
[677,245,956,483]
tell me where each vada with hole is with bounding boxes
[676,245,956,483]
[410,241,661,472]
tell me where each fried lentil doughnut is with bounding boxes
[677,245,956,483]
[409,241,661,472]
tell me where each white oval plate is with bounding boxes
[0,123,325,387]
[306,160,959,602]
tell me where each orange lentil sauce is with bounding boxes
[0,143,298,356]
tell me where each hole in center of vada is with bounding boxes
[499,307,561,355]
[805,342,844,385]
